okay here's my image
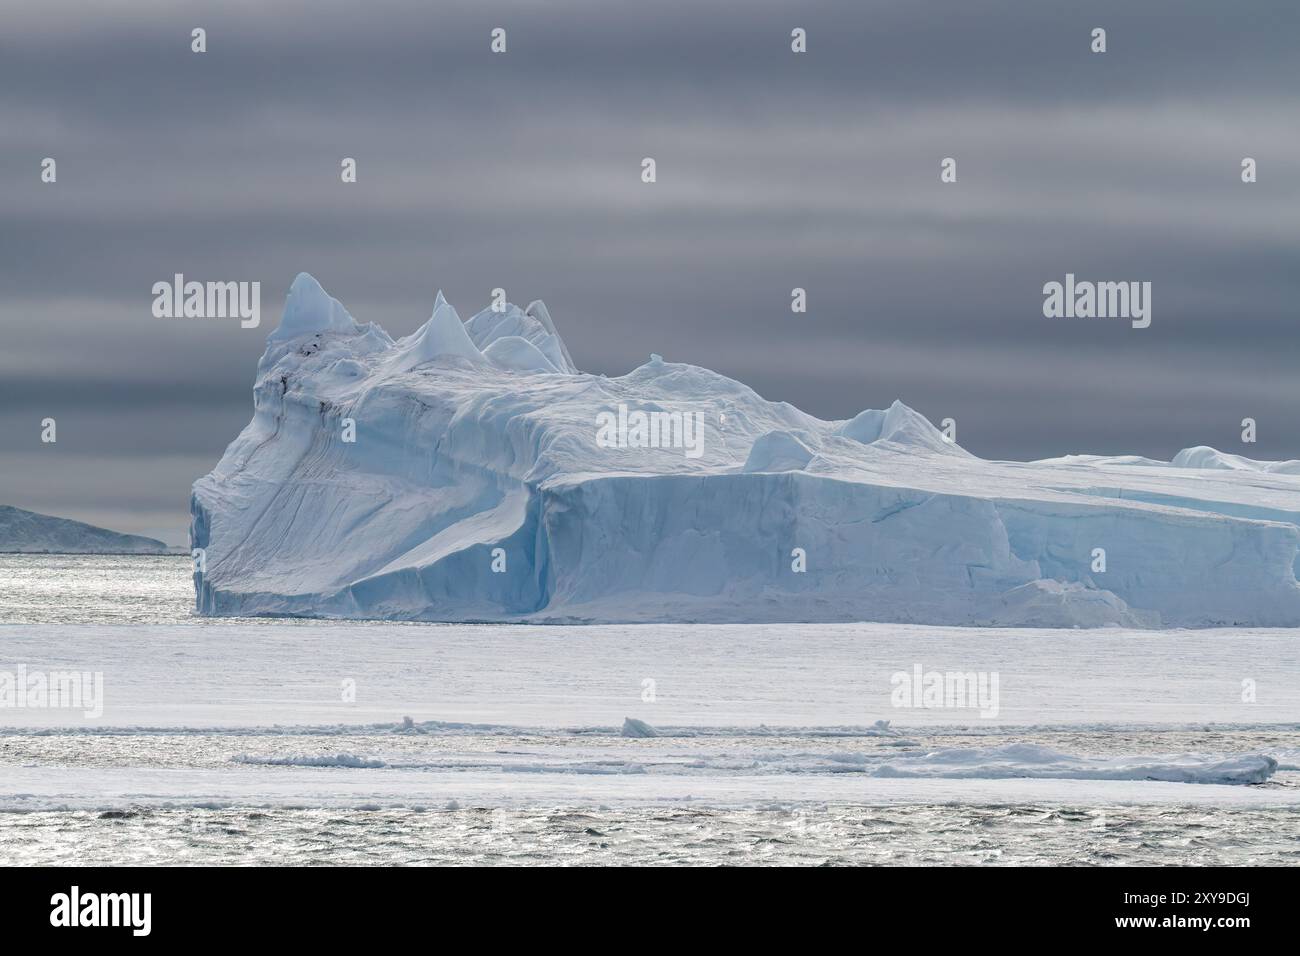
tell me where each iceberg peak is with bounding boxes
[269,272,359,343]
[838,399,963,455]
[525,299,577,371]
[1172,445,1300,474]
[465,296,578,374]
[390,290,484,372]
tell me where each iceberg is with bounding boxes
[231,752,387,769]
[871,744,1277,785]
[621,718,659,739]
[192,274,1300,627]
[0,505,169,554]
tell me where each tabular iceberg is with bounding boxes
[191,274,1300,627]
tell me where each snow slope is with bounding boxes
[0,505,169,554]
[191,274,1300,626]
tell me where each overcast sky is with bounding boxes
[2,0,1298,544]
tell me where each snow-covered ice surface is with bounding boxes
[4,614,1298,812]
[1,556,1298,864]
[3,619,1299,809]
[191,274,1300,628]
[4,615,1300,730]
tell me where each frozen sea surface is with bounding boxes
[1,555,1296,865]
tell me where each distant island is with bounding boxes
[0,505,171,554]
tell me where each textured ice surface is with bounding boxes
[191,274,1300,626]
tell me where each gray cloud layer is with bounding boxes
[2,1,1298,542]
